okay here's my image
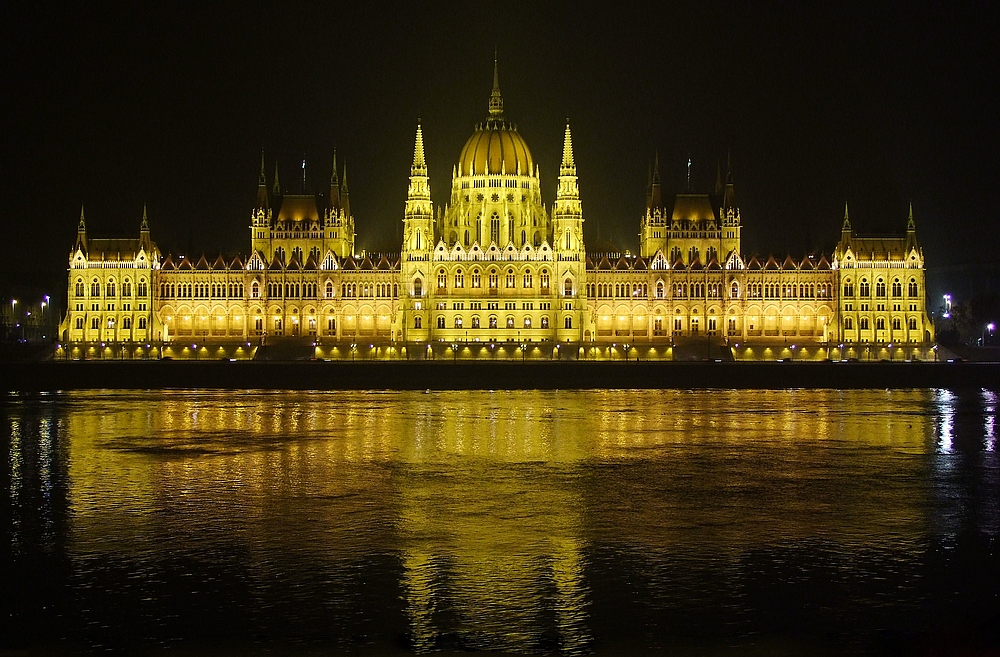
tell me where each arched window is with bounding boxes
[122,280,132,297]
[564,316,573,329]
[506,316,515,329]
[523,269,532,288]
[564,278,573,296]
[541,316,549,329]
[326,281,334,298]
[489,315,498,329]
[106,280,116,297]
[75,279,84,297]
[437,316,445,328]
[252,282,260,298]
[506,269,515,288]
[540,270,550,290]
[843,279,854,297]
[138,317,146,329]
[455,269,464,288]
[465,230,470,246]
[731,282,739,299]
[437,270,447,289]
[490,212,501,244]
[414,278,423,297]
[521,230,526,245]
[472,270,481,288]
[414,317,422,329]
[908,279,918,297]
[891,279,902,297]
[523,317,532,328]
[876,279,886,297]
[454,316,463,328]
[489,269,498,289]
[472,316,480,329]
[859,279,870,297]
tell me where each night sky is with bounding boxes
[4,3,996,302]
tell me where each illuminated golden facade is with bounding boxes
[58,64,934,360]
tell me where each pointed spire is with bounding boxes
[723,157,736,212]
[257,151,270,210]
[488,51,504,118]
[412,121,427,174]
[842,202,851,231]
[650,152,662,210]
[715,164,723,195]
[341,161,350,218]
[141,204,149,231]
[907,201,915,231]
[76,203,87,251]
[560,120,575,173]
[78,204,86,231]
[329,150,341,210]
[272,161,281,195]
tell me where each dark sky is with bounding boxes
[3,3,996,299]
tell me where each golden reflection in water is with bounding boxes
[47,389,958,652]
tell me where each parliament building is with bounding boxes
[58,65,934,361]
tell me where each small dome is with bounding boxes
[458,119,533,176]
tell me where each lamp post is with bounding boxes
[943,294,952,319]
[983,323,995,347]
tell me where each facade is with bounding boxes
[58,66,934,361]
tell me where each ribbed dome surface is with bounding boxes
[458,120,533,176]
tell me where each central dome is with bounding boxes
[458,120,533,176]
[456,60,534,177]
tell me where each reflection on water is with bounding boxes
[2,389,999,654]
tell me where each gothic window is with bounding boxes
[534,232,541,247]
[540,270,550,289]
[414,317,421,329]
[465,230,470,246]
[91,280,100,296]
[415,230,422,250]
[565,230,571,250]
[908,317,917,330]
[541,316,549,329]
[106,280,116,297]
[564,316,573,329]
[472,316,480,329]
[671,246,681,262]
[75,279,84,297]
[523,270,532,288]
[564,278,573,296]
[414,278,423,297]
[75,317,83,330]
[472,270,481,288]
[138,317,146,329]
[731,282,739,299]
[506,269,515,288]
[437,270,447,289]
[522,230,526,245]
[688,247,699,263]
[845,317,853,329]
[454,316,463,329]
[506,316,515,329]
[891,279,901,297]
[123,317,132,329]
[876,279,886,297]
[908,279,918,297]
[91,317,100,330]
[437,316,445,329]
[860,317,869,330]
[859,279,869,297]
[876,317,886,330]
[489,269,498,288]
[325,282,334,298]
[844,280,854,297]
[455,269,464,288]
[122,280,132,297]
[892,318,901,330]
[489,315,498,329]
[252,282,260,298]
[524,317,532,328]
[490,213,501,244]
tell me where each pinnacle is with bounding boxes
[560,121,575,170]
[489,54,503,118]
[78,203,86,229]
[412,121,427,172]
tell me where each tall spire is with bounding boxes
[650,151,662,210]
[76,204,87,251]
[907,200,915,231]
[488,51,503,118]
[329,150,341,210]
[272,161,281,195]
[842,202,851,231]
[341,161,350,218]
[141,204,149,230]
[257,150,270,210]
[301,155,307,194]
[723,157,736,212]
[412,120,427,174]
[78,204,86,232]
[560,120,575,174]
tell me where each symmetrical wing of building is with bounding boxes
[59,67,934,360]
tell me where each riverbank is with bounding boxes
[5,360,999,391]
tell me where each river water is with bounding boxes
[2,389,999,655]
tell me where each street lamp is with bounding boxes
[983,323,996,347]
[943,294,952,319]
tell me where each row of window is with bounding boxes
[843,317,919,331]
[431,270,571,294]
[75,316,148,330]
[74,278,148,298]
[418,315,572,330]
[843,278,919,298]
[160,283,246,299]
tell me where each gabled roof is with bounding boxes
[815,255,831,270]
[689,258,704,271]
[376,255,393,271]
[341,256,357,271]
[194,255,210,271]
[178,256,194,271]
[286,257,301,271]
[782,255,797,270]
[597,256,613,271]
[160,255,176,270]
[707,257,722,271]
[585,255,596,268]
[211,254,228,270]
[632,256,648,271]
[268,256,284,271]
[230,254,245,269]
[614,256,631,271]
[799,256,814,270]
[359,255,375,270]
[746,256,762,270]
[303,254,318,270]
[763,256,780,271]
